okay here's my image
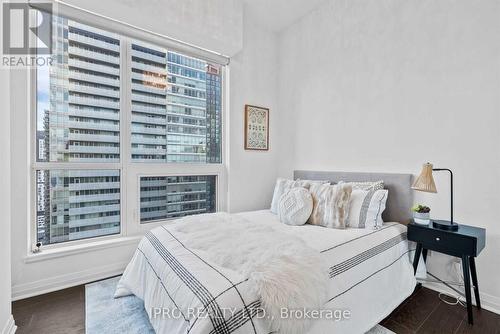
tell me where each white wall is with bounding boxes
[228,5,282,213]
[0,76,14,334]
[0,3,15,331]
[10,2,283,299]
[278,0,500,312]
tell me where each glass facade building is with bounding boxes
[131,42,221,222]
[140,175,216,223]
[36,170,121,244]
[37,18,122,245]
[206,64,222,163]
[131,43,222,163]
[41,18,121,163]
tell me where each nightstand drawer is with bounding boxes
[408,224,477,257]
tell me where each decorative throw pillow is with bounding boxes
[271,178,297,214]
[345,180,384,191]
[307,183,352,229]
[278,188,313,226]
[295,179,330,186]
[346,189,388,229]
[270,178,328,214]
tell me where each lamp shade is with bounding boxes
[412,163,437,193]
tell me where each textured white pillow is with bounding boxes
[345,180,384,191]
[307,183,352,229]
[278,188,313,226]
[346,189,388,229]
[270,178,328,214]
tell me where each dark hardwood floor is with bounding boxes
[381,287,500,334]
[12,284,500,334]
[13,285,85,334]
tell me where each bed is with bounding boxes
[116,171,417,334]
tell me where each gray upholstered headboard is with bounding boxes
[294,170,414,224]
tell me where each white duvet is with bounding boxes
[116,210,416,334]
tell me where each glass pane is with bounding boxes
[131,41,222,163]
[36,17,120,162]
[36,170,121,245]
[140,175,216,223]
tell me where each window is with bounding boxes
[140,175,216,223]
[33,10,226,247]
[35,17,122,245]
[130,41,222,163]
[36,170,120,244]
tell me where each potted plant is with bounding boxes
[411,204,431,225]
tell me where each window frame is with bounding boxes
[28,5,229,251]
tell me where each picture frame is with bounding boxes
[244,104,269,151]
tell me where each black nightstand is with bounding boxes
[407,222,486,325]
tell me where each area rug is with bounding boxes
[85,276,394,334]
[85,276,154,334]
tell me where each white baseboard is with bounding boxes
[12,261,129,301]
[1,315,16,334]
[423,281,500,315]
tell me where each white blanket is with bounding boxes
[115,212,327,334]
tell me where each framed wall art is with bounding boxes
[244,105,269,151]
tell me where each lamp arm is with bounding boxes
[432,168,453,223]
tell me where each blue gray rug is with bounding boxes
[86,276,394,334]
[85,276,154,334]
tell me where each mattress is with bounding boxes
[236,210,416,334]
[117,210,416,334]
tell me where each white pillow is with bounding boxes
[307,183,352,229]
[278,188,313,226]
[345,180,384,191]
[346,189,388,229]
[270,178,328,214]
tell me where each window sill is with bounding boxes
[24,236,142,264]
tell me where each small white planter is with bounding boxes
[413,212,430,225]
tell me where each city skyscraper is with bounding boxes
[37,18,121,245]
[131,42,220,221]
[206,64,222,163]
[140,175,216,223]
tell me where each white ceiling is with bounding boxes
[243,0,327,32]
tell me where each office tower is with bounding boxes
[37,18,122,244]
[140,175,216,222]
[206,64,222,163]
[133,45,220,222]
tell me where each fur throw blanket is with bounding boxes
[171,213,328,334]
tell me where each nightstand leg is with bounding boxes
[422,248,428,263]
[469,257,481,310]
[413,243,422,275]
[462,255,473,325]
